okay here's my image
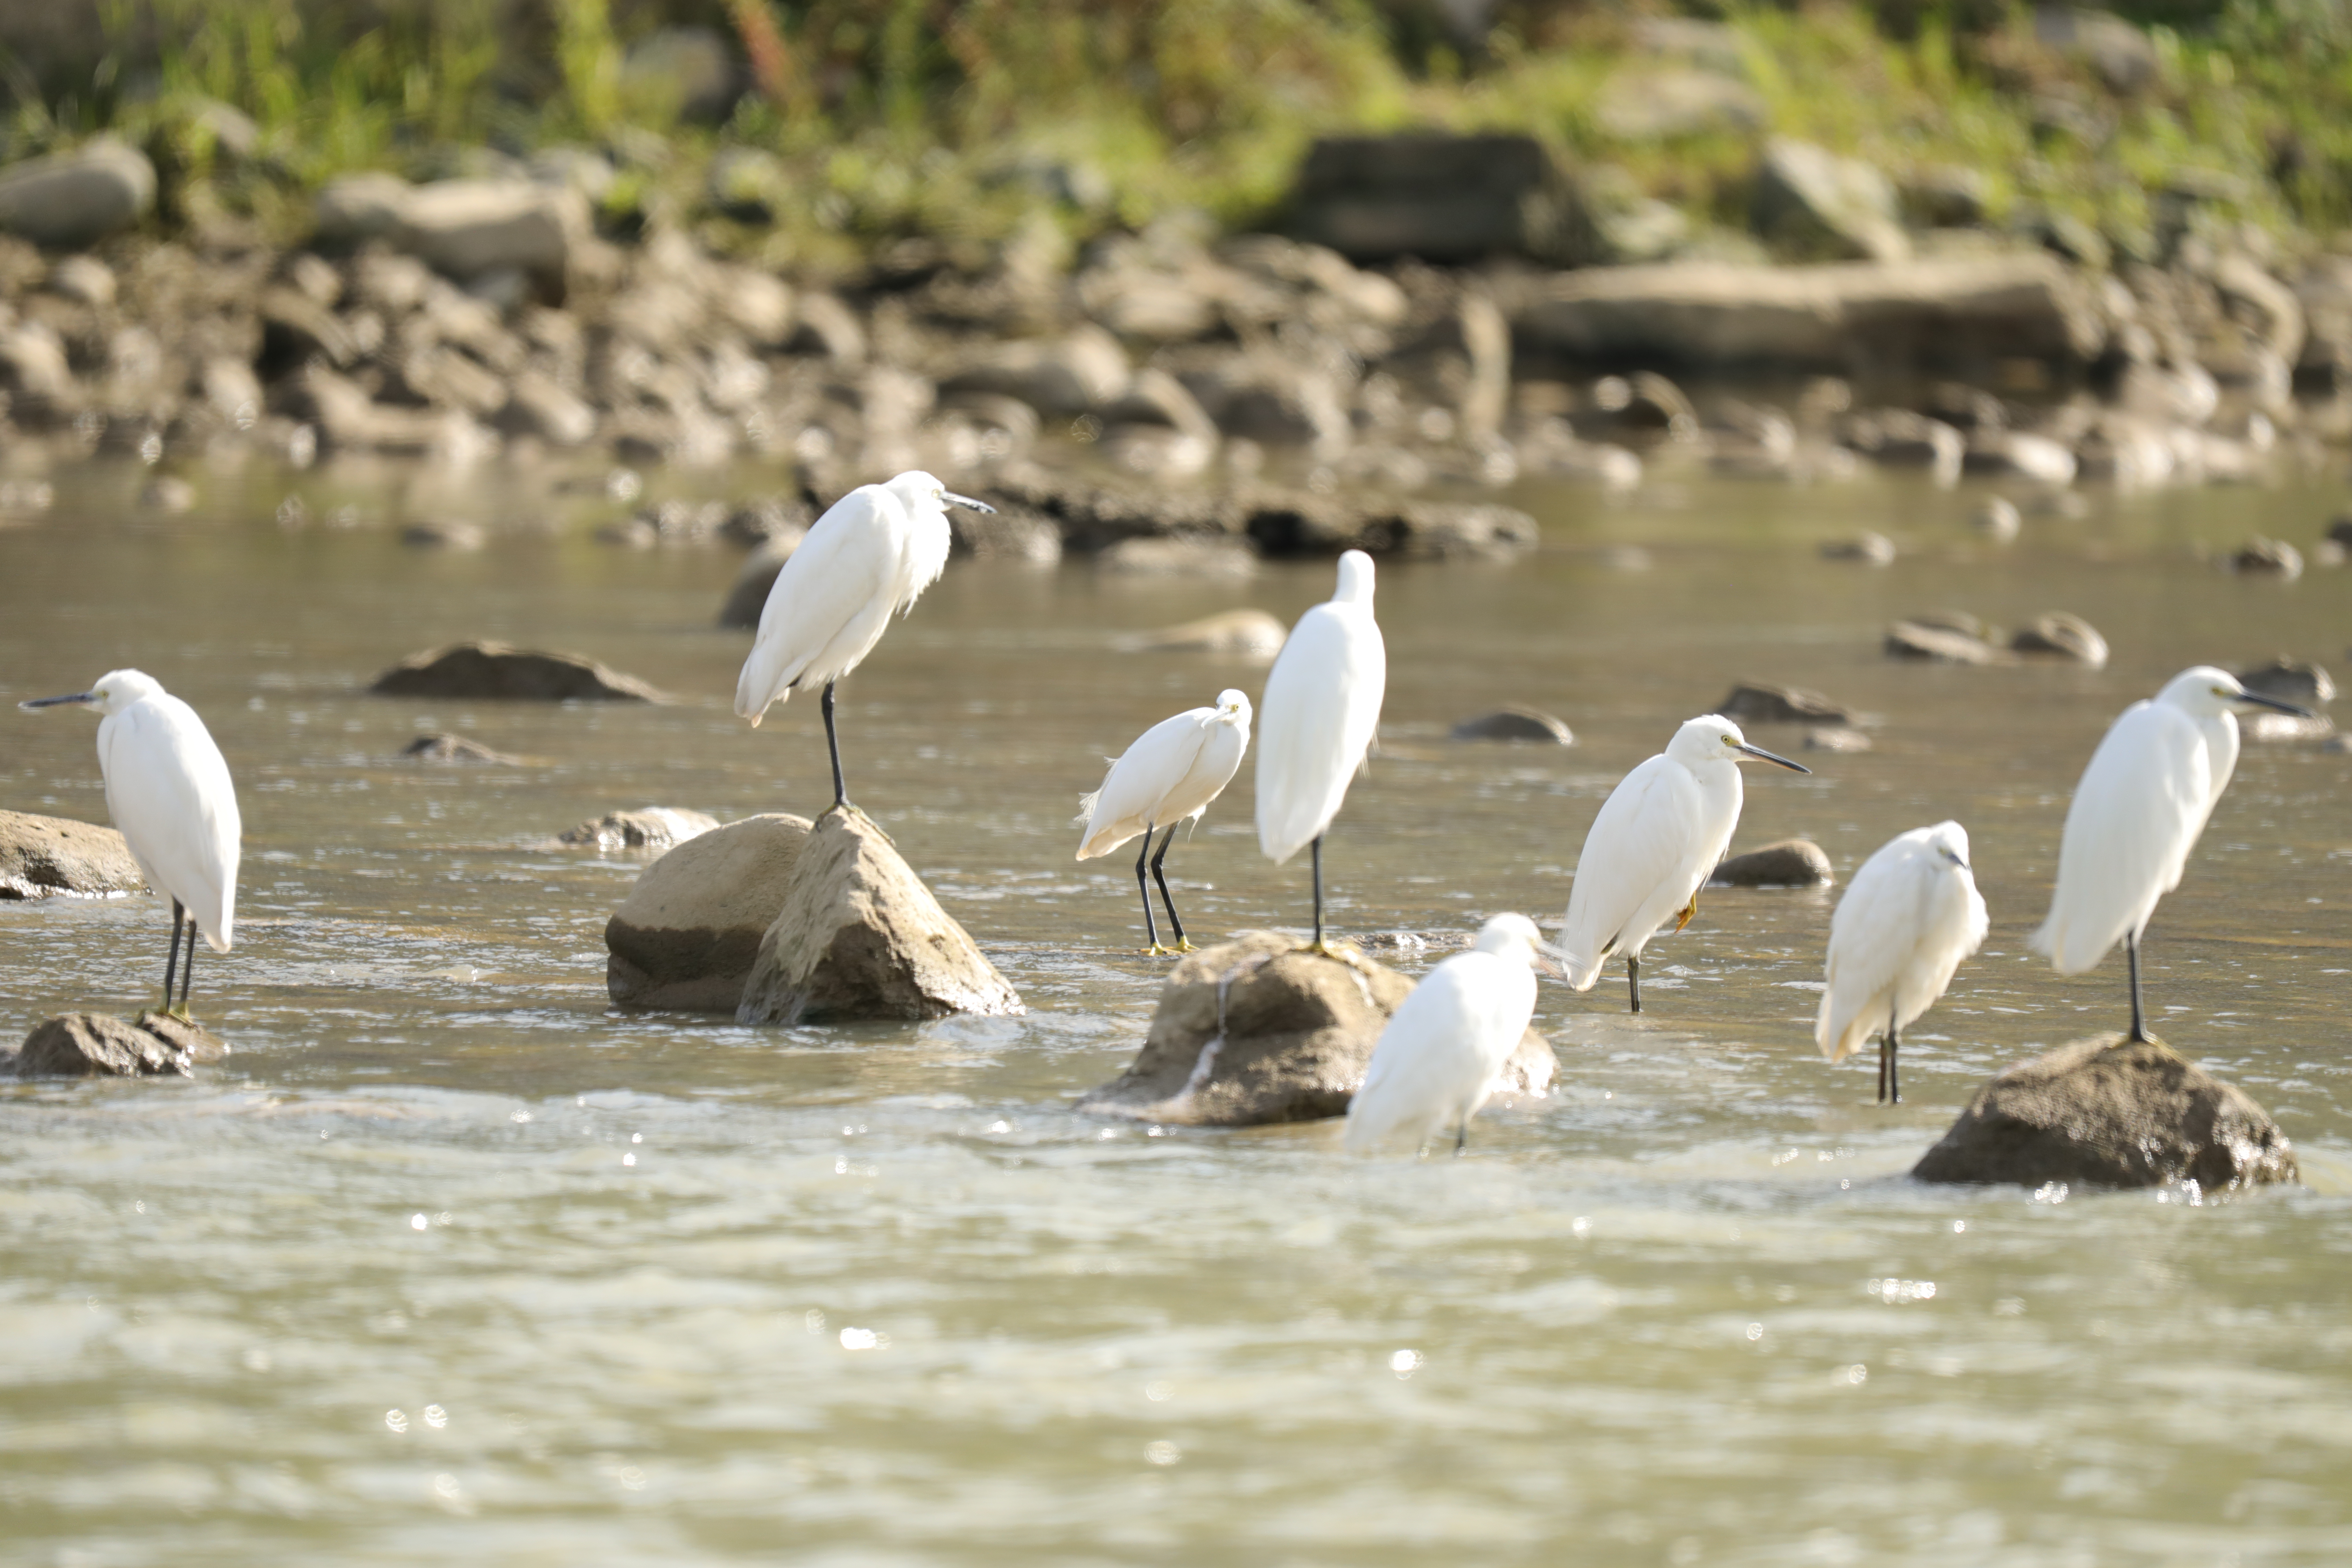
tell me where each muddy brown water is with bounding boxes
[2,456,2347,1565]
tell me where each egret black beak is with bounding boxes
[1939,847,1971,871]
[2232,691,2316,719]
[1734,742,1811,774]
[19,692,95,710]
[942,492,996,514]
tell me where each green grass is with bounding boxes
[16,1,2352,265]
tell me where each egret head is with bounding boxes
[20,668,163,717]
[1667,714,1812,773]
[1332,549,1376,605]
[2160,664,2315,720]
[1472,911,1566,976]
[887,469,995,515]
[1214,688,1252,726]
[1923,819,1973,871]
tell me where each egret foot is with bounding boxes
[1171,937,1195,953]
[1144,943,1176,957]
[1308,937,1337,958]
[1672,898,1698,934]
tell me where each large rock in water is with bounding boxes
[1078,931,1556,1127]
[0,139,156,249]
[369,642,666,701]
[1914,1035,2296,1190]
[0,810,144,899]
[1710,839,1834,888]
[608,813,811,1010]
[737,809,1022,1024]
[10,1011,227,1078]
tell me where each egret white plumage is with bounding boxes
[2031,666,2311,1041]
[1255,549,1386,951]
[1559,715,1810,1012]
[1817,822,1988,1103]
[1075,690,1252,953]
[733,469,994,811]
[1345,913,1556,1156]
[21,670,240,1017]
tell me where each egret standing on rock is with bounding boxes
[1817,822,1988,1104]
[1559,715,1810,1013]
[2032,666,2312,1041]
[1345,913,1556,1156]
[21,670,240,1018]
[734,469,995,812]
[1255,550,1387,951]
[1076,690,1253,954]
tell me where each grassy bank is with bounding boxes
[11,1,2352,266]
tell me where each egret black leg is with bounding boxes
[1134,826,1162,952]
[1627,953,1642,1014]
[1310,835,1325,951]
[1454,1119,1469,1156]
[2126,929,2149,1042]
[1885,1009,1901,1105]
[160,898,185,1010]
[820,680,849,811]
[177,920,197,1016]
[1148,825,1189,951]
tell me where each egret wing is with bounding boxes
[734,487,898,719]
[1558,758,1703,988]
[102,699,240,950]
[1817,835,1937,1061]
[1077,709,1214,859]
[1255,604,1386,864]
[2032,703,2210,974]
[1346,953,1534,1153]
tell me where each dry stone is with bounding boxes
[607,813,811,1011]
[1077,931,1555,1127]
[0,810,144,899]
[369,642,666,701]
[0,139,155,249]
[1913,1035,2296,1190]
[10,1011,226,1078]
[737,809,1021,1024]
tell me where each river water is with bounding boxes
[2,454,2347,1566]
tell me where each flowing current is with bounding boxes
[2,457,2347,1565]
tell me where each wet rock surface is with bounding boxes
[1716,682,1851,726]
[9,1011,227,1078]
[0,810,144,899]
[559,808,719,853]
[399,733,524,764]
[737,808,1022,1025]
[370,642,666,701]
[1450,706,1574,744]
[2010,612,2109,665]
[2236,657,2333,706]
[1078,931,1555,1127]
[1913,1034,2297,1190]
[607,813,811,1011]
[1886,619,2008,664]
[1710,839,1834,887]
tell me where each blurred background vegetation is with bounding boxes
[4,0,2347,264]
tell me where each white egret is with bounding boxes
[1345,913,1557,1156]
[734,469,995,811]
[21,670,240,1017]
[2032,665,2312,1040]
[1817,822,1989,1103]
[1076,690,1252,954]
[1255,549,1387,950]
[1559,715,1810,1012]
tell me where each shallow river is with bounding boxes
[2,455,2347,1566]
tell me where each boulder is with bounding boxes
[316,175,584,291]
[736,809,1022,1024]
[1716,682,1851,726]
[1840,409,1963,483]
[1963,432,2077,487]
[1709,839,1834,888]
[2227,539,2303,579]
[1821,532,1896,565]
[369,642,666,701]
[2011,612,2109,666]
[1113,609,1289,660]
[2235,658,2333,706]
[607,813,811,1010]
[398,733,522,764]
[1451,706,1574,744]
[1076,931,1556,1126]
[10,1011,226,1078]
[0,810,144,899]
[1971,497,2022,539]
[1913,1034,2296,1190]
[0,139,155,249]
[720,537,797,629]
[1517,257,2106,373]
[559,808,718,853]
[1886,620,2006,664]
[1752,139,1910,264]
[1286,133,1572,264]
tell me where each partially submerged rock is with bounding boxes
[10,1011,226,1078]
[1113,609,1288,659]
[719,537,796,629]
[1820,531,1896,565]
[1913,1035,2296,1190]
[1709,839,1834,888]
[1885,619,2007,664]
[607,813,811,1010]
[1716,682,1851,726]
[559,808,718,853]
[1078,931,1555,1127]
[1451,706,1574,744]
[369,641,666,701]
[1805,726,1871,752]
[2227,538,2304,579]
[737,808,1022,1024]
[2236,657,2333,706]
[2010,612,2109,666]
[398,733,524,764]
[0,810,143,899]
